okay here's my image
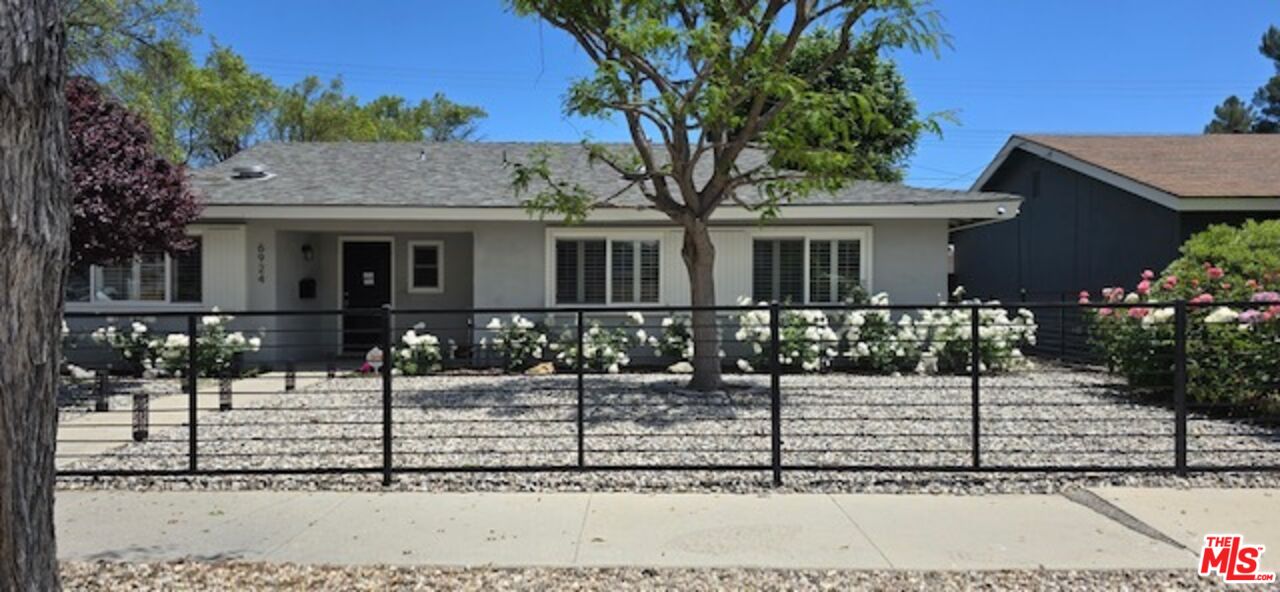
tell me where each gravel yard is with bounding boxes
[59,365,1280,493]
[59,561,1223,591]
[58,377,183,421]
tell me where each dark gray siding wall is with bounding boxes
[1180,211,1280,242]
[953,149,1181,301]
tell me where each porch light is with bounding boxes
[301,243,314,262]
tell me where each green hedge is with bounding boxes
[1085,220,1280,412]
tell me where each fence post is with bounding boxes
[131,392,149,442]
[94,370,110,412]
[186,314,198,472]
[1058,306,1068,361]
[970,305,981,468]
[1173,300,1188,476]
[285,362,296,391]
[576,309,586,468]
[381,305,394,486]
[769,301,783,487]
[218,374,232,411]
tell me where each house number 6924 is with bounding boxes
[257,243,267,283]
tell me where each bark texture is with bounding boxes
[0,0,69,589]
[681,220,723,391]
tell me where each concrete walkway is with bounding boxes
[57,371,328,469]
[55,488,1280,570]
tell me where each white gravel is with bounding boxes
[59,365,1280,493]
[59,561,1225,591]
[58,377,183,421]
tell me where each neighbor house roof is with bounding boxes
[972,134,1280,212]
[190,142,1018,209]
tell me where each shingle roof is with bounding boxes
[1016,134,1280,198]
[189,142,1017,208]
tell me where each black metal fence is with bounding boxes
[57,301,1280,484]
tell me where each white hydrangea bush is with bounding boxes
[90,320,163,376]
[914,301,1037,375]
[395,323,454,375]
[841,292,923,374]
[734,298,839,373]
[483,314,548,371]
[551,312,646,373]
[644,314,725,366]
[157,312,262,377]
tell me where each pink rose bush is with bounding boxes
[1084,220,1280,411]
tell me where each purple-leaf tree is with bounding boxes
[68,77,202,266]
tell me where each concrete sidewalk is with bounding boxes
[54,488,1280,570]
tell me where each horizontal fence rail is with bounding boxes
[56,300,1280,483]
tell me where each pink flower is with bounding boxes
[1127,307,1149,319]
[1136,280,1151,295]
[1207,266,1225,280]
[1190,293,1214,305]
[1077,290,1090,304]
[1163,275,1179,290]
[359,362,374,374]
[1098,307,1113,317]
[1246,279,1259,291]
[1221,282,1231,290]
[1141,269,1155,280]
[1191,278,1200,288]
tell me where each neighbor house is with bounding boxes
[67,142,1020,362]
[953,134,1280,302]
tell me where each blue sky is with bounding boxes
[194,1,1278,189]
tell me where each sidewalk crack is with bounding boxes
[571,493,593,565]
[827,494,894,568]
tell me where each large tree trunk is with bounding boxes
[681,218,723,391]
[0,0,69,589]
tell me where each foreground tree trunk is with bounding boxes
[0,0,70,589]
[681,219,723,391]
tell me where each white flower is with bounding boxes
[626,311,645,325]
[131,321,148,335]
[227,332,246,347]
[486,317,502,330]
[736,359,754,373]
[201,315,222,327]
[1204,307,1238,324]
[667,361,693,374]
[635,329,648,342]
[248,337,262,351]
[606,363,620,374]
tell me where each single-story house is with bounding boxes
[952,134,1280,302]
[66,141,1020,363]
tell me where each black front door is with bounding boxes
[342,240,392,353]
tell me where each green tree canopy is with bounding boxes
[507,0,946,389]
[65,0,199,76]
[1206,25,1280,134]
[113,41,277,164]
[1205,96,1256,134]
[273,76,487,142]
[773,29,930,182]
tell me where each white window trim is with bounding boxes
[544,228,665,307]
[747,226,874,304]
[406,240,445,294]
